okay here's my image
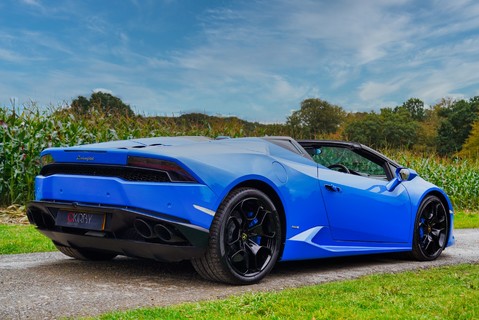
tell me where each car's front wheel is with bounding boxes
[411,195,448,261]
[192,188,282,284]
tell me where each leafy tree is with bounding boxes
[344,108,418,149]
[70,96,90,114]
[436,96,479,155]
[415,104,443,152]
[458,117,479,158]
[395,98,426,121]
[343,112,382,146]
[286,98,345,138]
[71,92,134,117]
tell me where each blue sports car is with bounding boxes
[27,136,455,284]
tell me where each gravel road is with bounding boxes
[1,229,478,319]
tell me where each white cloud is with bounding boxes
[280,0,415,64]
[161,0,440,116]
[22,31,73,55]
[85,15,110,35]
[410,60,479,101]
[0,48,29,63]
[21,0,41,7]
[3,0,479,122]
[358,81,402,101]
[93,88,113,95]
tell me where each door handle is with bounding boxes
[325,184,341,192]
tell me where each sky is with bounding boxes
[1,0,479,123]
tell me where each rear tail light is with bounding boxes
[127,156,196,182]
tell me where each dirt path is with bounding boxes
[1,229,478,319]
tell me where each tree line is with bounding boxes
[287,97,479,157]
[71,92,479,157]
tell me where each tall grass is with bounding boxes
[1,105,478,211]
[0,105,286,205]
[0,106,158,205]
[384,150,479,211]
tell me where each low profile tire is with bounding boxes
[411,195,448,261]
[192,188,282,284]
[54,244,117,261]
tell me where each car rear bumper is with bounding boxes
[27,200,209,262]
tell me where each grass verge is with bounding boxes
[90,264,479,320]
[455,210,479,229]
[0,225,55,254]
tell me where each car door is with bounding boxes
[311,144,411,243]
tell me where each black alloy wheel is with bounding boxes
[411,195,448,261]
[192,188,282,284]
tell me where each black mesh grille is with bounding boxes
[40,164,171,182]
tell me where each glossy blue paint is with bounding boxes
[35,175,217,229]
[34,136,455,262]
[318,168,411,243]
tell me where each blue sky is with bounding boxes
[1,0,479,123]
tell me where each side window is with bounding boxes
[312,146,387,179]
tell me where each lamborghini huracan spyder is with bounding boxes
[27,136,454,284]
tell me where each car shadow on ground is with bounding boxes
[37,251,416,287]
[274,252,413,274]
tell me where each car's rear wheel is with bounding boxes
[192,188,282,284]
[54,244,117,261]
[411,195,448,261]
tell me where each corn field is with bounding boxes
[385,150,479,211]
[1,106,478,211]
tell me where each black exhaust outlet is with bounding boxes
[154,223,186,243]
[133,219,155,239]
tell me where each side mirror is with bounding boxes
[386,168,417,191]
[397,168,418,182]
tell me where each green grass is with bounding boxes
[0,224,55,254]
[89,264,479,320]
[455,210,479,229]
